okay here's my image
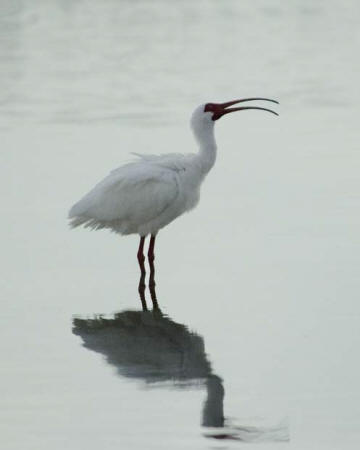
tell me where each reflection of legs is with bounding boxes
[137,236,147,310]
[148,234,159,309]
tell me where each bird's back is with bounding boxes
[132,151,194,170]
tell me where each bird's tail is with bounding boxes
[68,216,89,229]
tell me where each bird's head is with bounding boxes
[191,97,279,130]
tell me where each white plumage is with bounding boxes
[69,99,278,264]
[69,99,278,305]
[69,151,205,236]
[69,104,216,236]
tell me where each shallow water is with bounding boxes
[1,1,360,449]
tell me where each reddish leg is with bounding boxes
[137,236,147,311]
[148,234,159,309]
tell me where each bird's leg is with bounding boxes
[148,234,159,309]
[137,236,147,311]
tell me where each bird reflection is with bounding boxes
[73,307,224,427]
[72,304,289,442]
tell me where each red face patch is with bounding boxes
[204,103,224,121]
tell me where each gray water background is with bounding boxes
[1,1,359,449]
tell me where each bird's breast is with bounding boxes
[174,167,203,213]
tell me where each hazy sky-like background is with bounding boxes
[1,1,359,449]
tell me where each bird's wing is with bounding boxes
[69,162,179,225]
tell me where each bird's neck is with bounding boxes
[193,122,217,175]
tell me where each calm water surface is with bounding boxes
[1,1,359,449]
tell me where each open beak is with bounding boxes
[207,98,279,120]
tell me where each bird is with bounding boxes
[69,98,278,299]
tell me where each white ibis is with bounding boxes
[69,98,278,303]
